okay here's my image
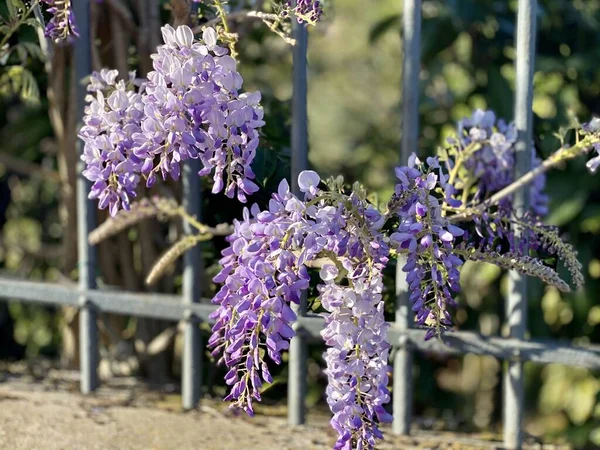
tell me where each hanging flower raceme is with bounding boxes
[209,170,393,447]
[136,25,264,201]
[80,25,264,215]
[319,253,392,448]
[79,70,145,216]
[41,0,78,43]
[390,155,465,339]
[305,173,391,449]
[207,179,311,416]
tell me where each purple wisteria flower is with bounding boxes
[41,0,79,43]
[282,0,323,24]
[390,155,465,339]
[453,109,548,217]
[136,25,264,202]
[79,70,145,216]
[207,179,311,415]
[209,170,393,447]
[80,25,265,215]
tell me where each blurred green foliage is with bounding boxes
[2,0,600,446]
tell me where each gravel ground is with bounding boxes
[0,364,571,450]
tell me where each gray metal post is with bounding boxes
[288,17,309,427]
[179,0,204,413]
[504,1,537,448]
[73,0,99,395]
[182,159,204,410]
[393,0,421,436]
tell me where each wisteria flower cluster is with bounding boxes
[206,113,600,449]
[79,25,264,216]
[31,0,600,447]
[79,70,144,216]
[320,264,393,449]
[40,0,78,43]
[281,0,324,24]
[70,13,600,449]
[83,94,600,448]
[449,109,548,217]
[209,171,393,447]
[389,155,465,339]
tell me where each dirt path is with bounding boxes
[0,366,569,450]
[0,382,331,450]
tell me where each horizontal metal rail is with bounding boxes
[0,278,213,321]
[1,277,599,369]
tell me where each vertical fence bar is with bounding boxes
[180,0,204,412]
[73,0,98,395]
[393,0,421,435]
[182,159,203,409]
[504,0,537,448]
[288,17,309,426]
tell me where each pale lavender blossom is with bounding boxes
[320,275,392,450]
[80,25,265,215]
[208,177,311,415]
[79,72,145,216]
[134,25,264,202]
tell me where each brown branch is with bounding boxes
[90,0,103,71]
[136,0,159,76]
[109,6,130,77]
[171,0,192,26]
[105,0,137,34]
[0,153,60,181]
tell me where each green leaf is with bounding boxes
[0,66,41,107]
[10,0,25,10]
[5,0,17,21]
[579,205,600,234]
[23,18,43,30]
[421,14,458,64]
[15,42,45,61]
[369,14,399,45]
[252,146,278,186]
[14,43,26,62]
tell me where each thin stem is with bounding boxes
[449,134,600,222]
[199,10,279,29]
[447,155,462,187]
[176,206,232,236]
[195,9,295,46]
[212,0,237,58]
[33,2,53,65]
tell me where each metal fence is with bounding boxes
[1,1,599,449]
